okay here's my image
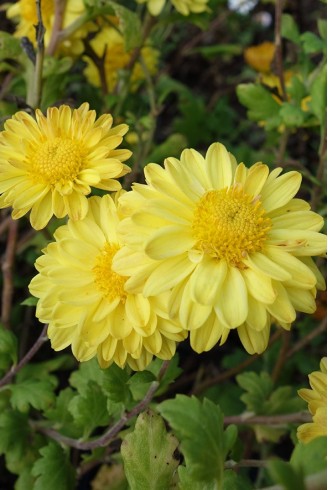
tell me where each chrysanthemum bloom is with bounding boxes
[113,142,326,355]
[0,103,131,229]
[83,25,159,93]
[7,0,92,55]
[29,194,186,370]
[137,0,209,16]
[297,358,327,443]
[244,42,276,73]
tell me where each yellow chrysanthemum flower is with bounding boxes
[297,357,327,444]
[0,103,131,229]
[83,25,159,93]
[7,0,91,55]
[29,194,186,370]
[113,142,326,355]
[137,0,209,16]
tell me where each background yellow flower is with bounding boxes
[0,103,131,229]
[297,358,327,444]
[113,142,326,355]
[29,194,186,370]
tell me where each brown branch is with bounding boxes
[0,324,48,387]
[273,0,287,101]
[224,411,312,426]
[271,330,291,383]
[32,360,170,450]
[46,0,67,56]
[286,318,327,359]
[225,459,268,469]
[1,218,19,329]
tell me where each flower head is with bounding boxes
[297,358,327,443]
[0,103,131,229]
[244,42,276,73]
[136,0,209,16]
[29,194,186,370]
[113,142,326,355]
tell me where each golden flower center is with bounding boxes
[92,243,127,302]
[31,138,84,185]
[192,186,272,268]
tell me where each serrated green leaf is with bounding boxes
[318,19,327,41]
[301,32,324,54]
[0,323,18,365]
[32,442,75,490]
[290,437,327,476]
[17,354,74,383]
[281,14,300,43]
[128,371,156,400]
[280,103,305,127]
[44,388,80,437]
[267,386,303,414]
[121,409,179,490]
[222,469,253,489]
[159,395,233,484]
[68,381,109,437]
[236,371,273,413]
[8,379,56,412]
[15,467,35,490]
[0,31,22,60]
[102,364,132,405]
[178,466,217,490]
[268,460,306,490]
[0,410,30,459]
[236,84,281,129]
[69,358,104,395]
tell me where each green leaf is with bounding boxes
[301,32,324,54]
[267,460,306,490]
[222,469,253,490]
[128,371,156,400]
[15,467,35,490]
[159,395,234,483]
[236,84,281,129]
[68,381,109,437]
[290,437,327,476]
[44,388,80,437]
[281,14,300,43]
[309,64,327,126]
[32,442,76,490]
[0,410,30,460]
[318,19,327,41]
[147,356,182,396]
[102,364,132,405]
[236,371,273,413]
[121,409,179,490]
[0,31,22,60]
[178,466,217,490]
[0,323,18,365]
[146,134,188,166]
[8,379,56,412]
[20,296,38,307]
[69,358,104,395]
[17,355,75,383]
[280,103,305,127]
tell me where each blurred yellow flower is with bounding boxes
[0,103,131,229]
[113,142,326,355]
[7,0,93,55]
[137,0,209,16]
[83,25,159,93]
[297,358,327,443]
[29,194,186,370]
[244,42,276,73]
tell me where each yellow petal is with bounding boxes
[190,257,227,305]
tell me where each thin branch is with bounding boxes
[27,0,45,108]
[225,459,268,469]
[273,0,287,101]
[223,411,311,426]
[46,0,67,56]
[271,330,291,383]
[0,324,48,388]
[286,318,327,359]
[192,329,283,395]
[1,218,19,329]
[32,360,170,450]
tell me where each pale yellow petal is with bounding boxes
[261,171,302,212]
[189,257,227,305]
[145,225,196,260]
[205,142,234,189]
[237,322,270,354]
[216,266,248,328]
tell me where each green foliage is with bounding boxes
[31,442,76,490]
[290,437,327,476]
[7,379,56,412]
[159,395,237,486]
[0,323,18,372]
[121,409,179,489]
[267,460,306,490]
[236,84,281,130]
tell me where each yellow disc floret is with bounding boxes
[30,138,84,185]
[93,243,127,302]
[192,185,272,268]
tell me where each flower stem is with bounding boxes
[27,0,45,109]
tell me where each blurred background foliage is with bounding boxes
[0,0,326,488]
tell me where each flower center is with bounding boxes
[92,243,127,302]
[192,186,272,268]
[30,138,84,185]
